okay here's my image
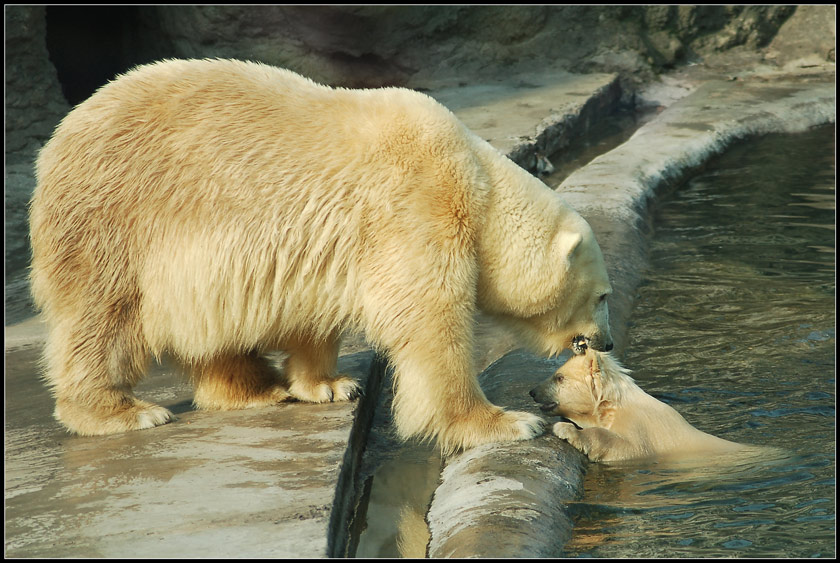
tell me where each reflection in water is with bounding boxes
[354,442,440,558]
[563,126,835,558]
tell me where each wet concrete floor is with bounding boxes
[5,343,375,558]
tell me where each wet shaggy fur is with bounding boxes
[30,58,613,453]
[530,350,751,463]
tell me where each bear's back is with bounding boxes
[35,59,461,212]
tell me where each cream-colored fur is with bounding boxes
[30,58,613,453]
[531,350,750,463]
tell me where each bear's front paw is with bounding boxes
[552,421,577,438]
[552,421,580,443]
[436,407,546,454]
[503,409,546,441]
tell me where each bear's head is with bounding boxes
[476,186,613,358]
[514,223,614,357]
[529,349,629,428]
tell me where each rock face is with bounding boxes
[132,6,800,88]
[766,5,836,66]
[4,6,70,323]
[7,4,826,173]
[4,5,68,163]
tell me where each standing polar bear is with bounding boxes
[30,59,613,453]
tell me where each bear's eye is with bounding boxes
[555,374,564,383]
[598,293,608,303]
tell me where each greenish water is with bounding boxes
[564,126,835,558]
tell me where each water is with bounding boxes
[564,126,835,558]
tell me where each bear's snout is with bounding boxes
[529,384,556,412]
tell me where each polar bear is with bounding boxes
[530,350,760,463]
[30,59,613,453]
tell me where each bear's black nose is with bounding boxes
[529,388,536,398]
[605,342,614,352]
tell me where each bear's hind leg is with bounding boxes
[46,313,174,436]
[283,333,361,403]
[190,352,292,410]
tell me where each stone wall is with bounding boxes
[5,5,68,165]
[132,6,801,88]
[7,4,834,166]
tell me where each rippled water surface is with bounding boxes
[564,126,835,558]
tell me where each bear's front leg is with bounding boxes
[388,330,544,455]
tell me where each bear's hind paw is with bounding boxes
[54,398,176,436]
[288,375,361,403]
[135,403,177,429]
[331,375,362,401]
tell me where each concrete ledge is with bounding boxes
[427,351,586,558]
[559,78,837,221]
[426,74,835,557]
[430,70,622,173]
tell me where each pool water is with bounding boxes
[563,126,835,558]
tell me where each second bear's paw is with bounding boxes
[552,421,579,441]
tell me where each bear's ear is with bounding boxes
[555,231,583,272]
[596,400,616,428]
[556,231,583,264]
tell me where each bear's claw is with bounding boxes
[505,409,546,440]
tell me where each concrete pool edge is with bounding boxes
[425,73,835,558]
